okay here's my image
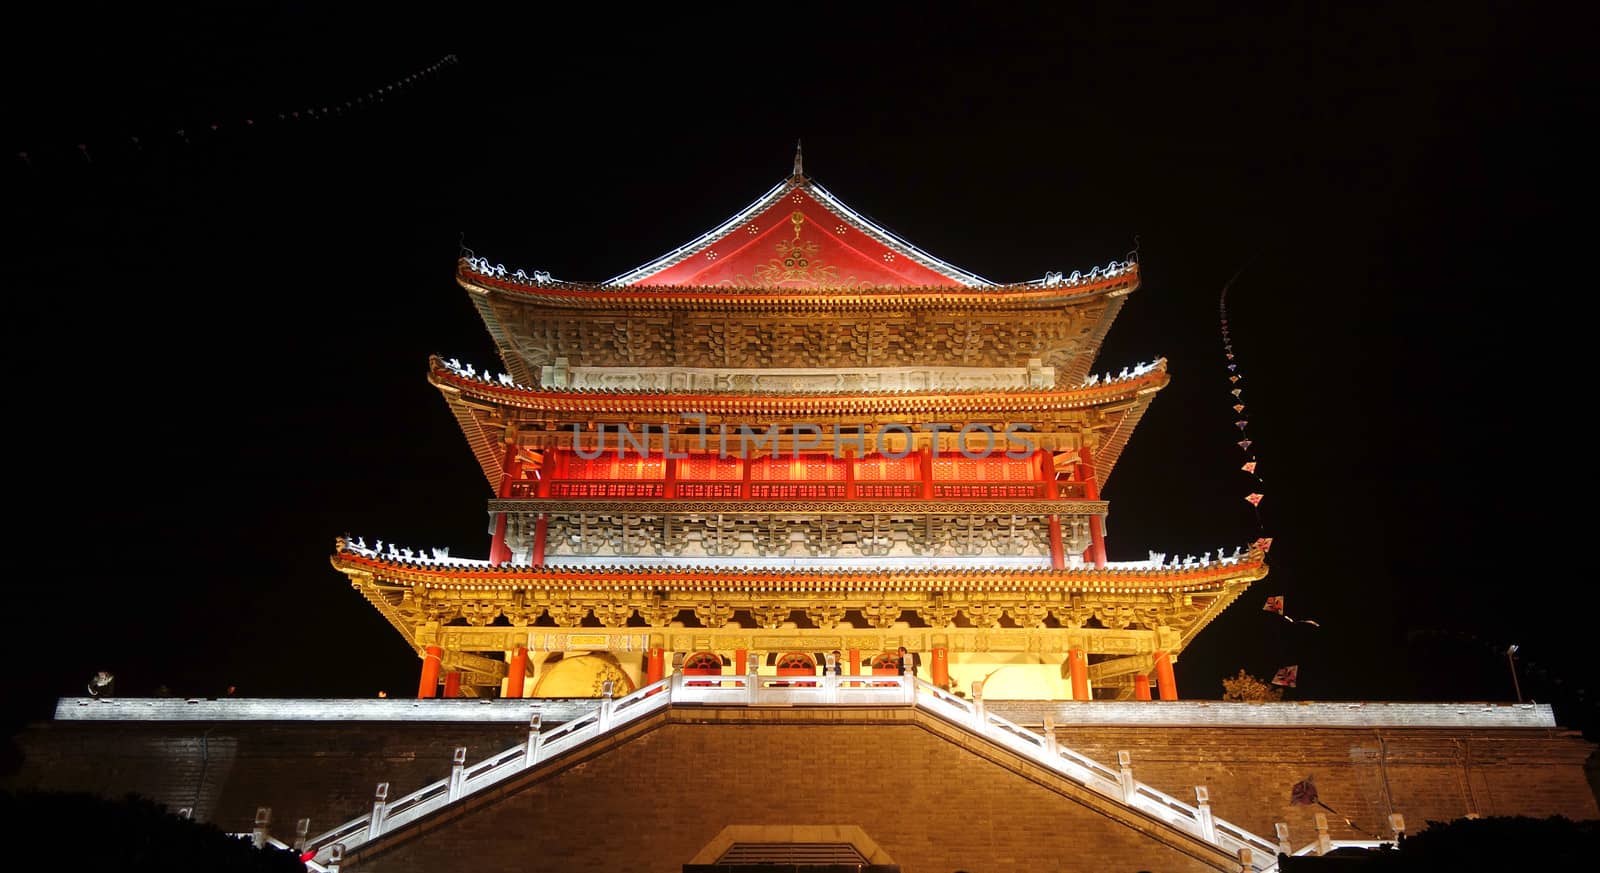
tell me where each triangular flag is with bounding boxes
[1227,363,1238,371]
[1245,492,1264,506]
[1235,420,1250,430]
[1291,775,1319,805]
[1231,388,1242,397]
[1252,537,1274,552]
[1264,595,1284,614]
[1237,439,1253,451]
[1233,404,1246,413]
[1226,353,1234,360]
[1229,375,1241,383]
[1272,665,1299,687]
[1241,461,1257,473]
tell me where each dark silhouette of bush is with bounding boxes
[0,789,304,872]
[1278,815,1600,870]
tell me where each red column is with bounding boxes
[1077,446,1107,569]
[1069,648,1090,701]
[1048,516,1065,569]
[490,442,524,566]
[1154,650,1178,700]
[1035,449,1053,498]
[663,456,678,499]
[505,646,527,699]
[848,648,860,676]
[417,645,442,699]
[843,448,856,499]
[531,515,548,566]
[919,446,935,499]
[735,649,749,674]
[1133,673,1152,701]
[741,454,753,500]
[931,645,949,688]
[442,672,462,699]
[646,646,665,684]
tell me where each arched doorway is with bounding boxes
[683,650,723,686]
[775,652,817,687]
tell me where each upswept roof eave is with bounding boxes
[330,538,1269,589]
[457,258,1138,307]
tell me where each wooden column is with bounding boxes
[843,448,856,499]
[848,648,861,676]
[646,645,665,685]
[505,646,527,699]
[663,456,678,499]
[919,446,935,499]
[1133,673,1152,701]
[931,645,949,688]
[741,454,753,500]
[1154,650,1178,700]
[1077,446,1107,568]
[490,441,523,566]
[1069,648,1090,701]
[531,515,548,566]
[417,645,443,699]
[442,672,462,699]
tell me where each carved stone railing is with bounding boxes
[283,675,1338,871]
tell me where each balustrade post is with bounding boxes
[1389,813,1406,843]
[598,680,615,730]
[1237,847,1253,873]
[448,746,467,801]
[747,652,760,705]
[1195,786,1216,843]
[251,807,271,849]
[1041,716,1059,756]
[526,712,543,763]
[971,679,986,728]
[1314,812,1332,856]
[1275,822,1292,858]
[327,844,344,873]
[1117,750,1136,803]
[293,818,311,853]
[367,783,390,841]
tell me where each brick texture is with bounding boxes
[8,708,1597,871]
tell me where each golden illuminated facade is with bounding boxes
[331,151,1268,702]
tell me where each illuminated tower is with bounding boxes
[331,151,1268,702]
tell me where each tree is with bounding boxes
[1222,669,1284,702]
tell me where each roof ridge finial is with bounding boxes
[792,139,804,179]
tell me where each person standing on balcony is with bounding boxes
[897,646,921,677]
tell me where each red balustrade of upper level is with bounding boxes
[504,449,1091,501]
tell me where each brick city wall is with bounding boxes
[7,704,1598,871]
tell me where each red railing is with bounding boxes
[854,482,922,499]
[675,482,742,499]
[933,482,1048,500]
[547,481,665,498]
[749,483,848,499]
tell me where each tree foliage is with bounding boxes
[0,790,304,872]
[1222,669,1285,702]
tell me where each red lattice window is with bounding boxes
[931,454,1037,481]
[853,453,919,481]
[750,454,846,481]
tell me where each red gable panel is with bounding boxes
[626,187,971,289]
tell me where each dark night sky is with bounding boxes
[5,6,1591,738]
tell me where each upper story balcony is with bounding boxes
[502,449,1093,503]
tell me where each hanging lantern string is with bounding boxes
[1220,261,1266,532]
[12,53,459,172]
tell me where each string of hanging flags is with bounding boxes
[1220,270,1266,524]
[13,54,459,171]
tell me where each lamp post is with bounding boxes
[1506,645,1523,703]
